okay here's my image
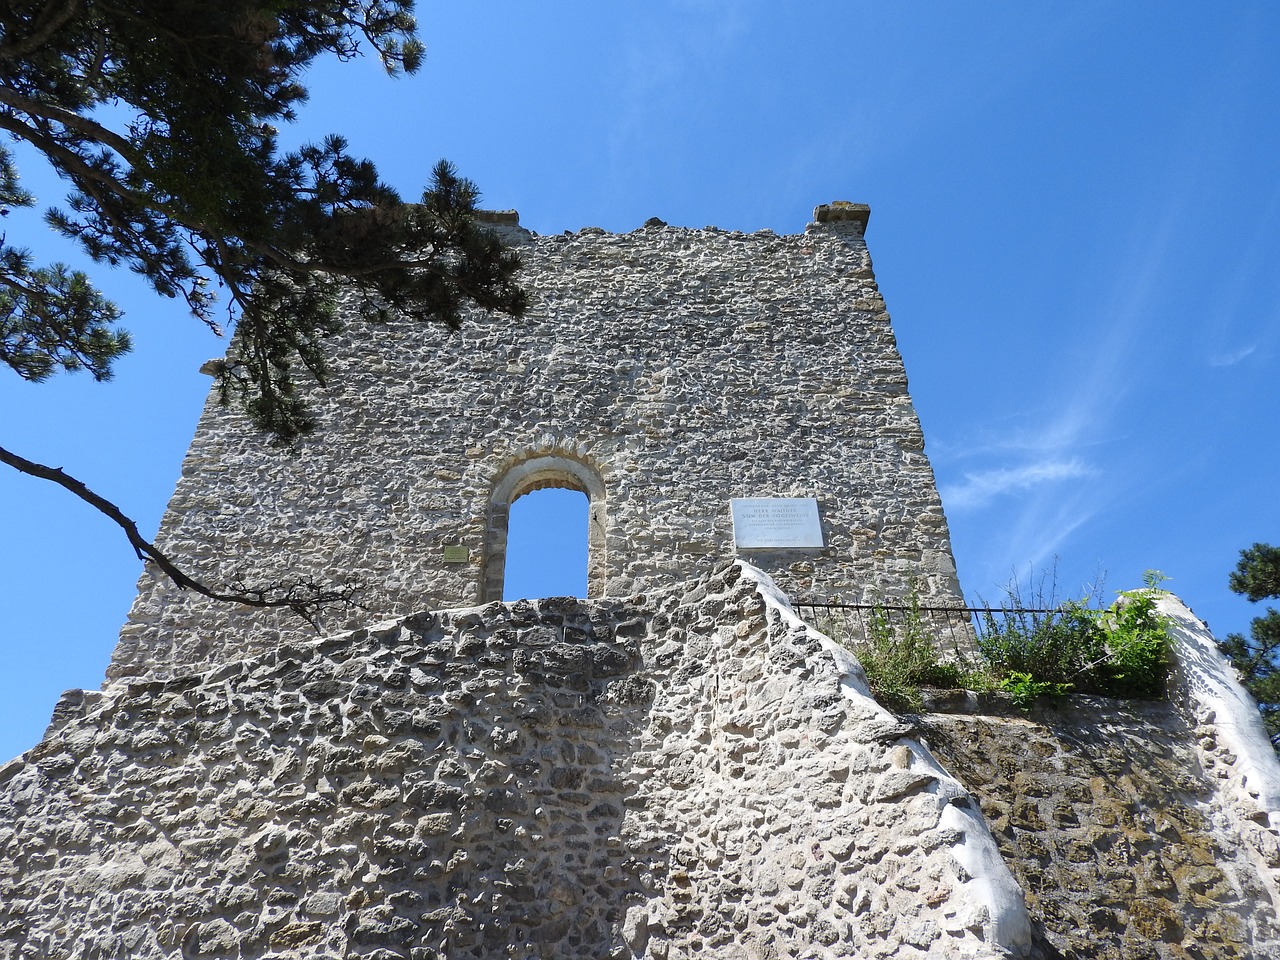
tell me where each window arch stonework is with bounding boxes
[480,452,608,603]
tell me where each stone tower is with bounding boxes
[110,202,963,682]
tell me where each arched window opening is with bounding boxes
[480,452,608,604]
[502,487,589,601]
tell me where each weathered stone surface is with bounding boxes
[110,211,962,681]
[922,696,1280,959]
[0,565,1018,959]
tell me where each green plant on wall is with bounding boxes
[977,599,1106,692]
[1091,574,1171,699]
[978,569,1172,705]
[973,564,1105,697]
[837,586,960,712]
[997,672,1072,709]
[831,569,1174,713]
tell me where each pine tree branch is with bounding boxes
[0,111,494,308]
[0,112,144,220]
[0,0,82,62]
[0,441,361,625]
[0,85,138,161]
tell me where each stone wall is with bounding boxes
[7,567,1280,959]
[0,564,1029,960]
[911,595,1280,959]
[111,204,962,682]
[19,203,1277,959]
[921,698,1280,959]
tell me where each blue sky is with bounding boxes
[2,2,1278,760]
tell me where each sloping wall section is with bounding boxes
[923,699,1280,958]
[1,564,1029,960]
[5,566,1279,959]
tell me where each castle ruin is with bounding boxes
[1,204,1278,959]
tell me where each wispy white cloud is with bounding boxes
[934,195,1187,472]
[947,464,1118,603]
[1208,344,1257,367]
[1200,182,1280,370]
[1000,489,1107,579]
[934,141,1202,591]
[940,459,1097,512]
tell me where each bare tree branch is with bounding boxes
[0,441,362,626]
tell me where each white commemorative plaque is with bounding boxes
[730,498,824,549]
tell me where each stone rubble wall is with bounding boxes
[7,565,1280,959]
[914,596,1280,959]
[112,210,961,682]
[920,695,1280,959]
[0,563,1024,960]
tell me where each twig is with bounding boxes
[0,441,362,625]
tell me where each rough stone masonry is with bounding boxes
[111,202,963,681]
[1,562,1036,960]
[6,563,1280,959]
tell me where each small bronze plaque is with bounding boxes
[442,546,469,564]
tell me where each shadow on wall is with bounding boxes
[921,698,1273,959]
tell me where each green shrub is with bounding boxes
[842,589,957,712]
[826,568,1173,714]
[998,671,1072,708]
[977,599,1106,689]
[977,568,1172,705]
[1090,587,1171,699]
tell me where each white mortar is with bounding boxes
[739,560,1034,958]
